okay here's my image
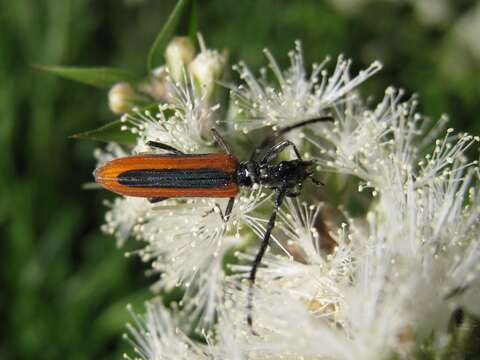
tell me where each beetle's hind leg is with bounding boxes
[146,141,185,155]
[200,197,235,223]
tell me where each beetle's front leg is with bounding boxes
[247,186,286,329]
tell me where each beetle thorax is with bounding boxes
[237,160,311,190]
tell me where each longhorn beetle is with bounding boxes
[94,116,333,327]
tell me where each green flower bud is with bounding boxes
[165,37,195,82]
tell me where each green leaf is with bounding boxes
[147,0,192,72]
[188,0,198,44]
[70,120,136,145]
[70,104,168,144]
[34,65,139,88]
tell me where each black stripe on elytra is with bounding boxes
[118,168,234,188]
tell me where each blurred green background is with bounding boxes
[1,0,479,359]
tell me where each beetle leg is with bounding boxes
[201,202,224,220]
[146,141,185,155]
[224,197,235,222]
[148,197,169,203]
[247,187,286,328]
[210,128,231,154]
[260,140,302,164]
[250,116,333,161]
[202,197,235,223]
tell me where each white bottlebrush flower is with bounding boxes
[308,88,448,190]
[388,155,480,334]
[304,85,480,351]
[91,36,480,359]
[135,187,268,329]
[226,201,363,359]
[231,199,352,323]
[93,142,129,164]
[101,190,267,331]
[225,85,478,359]
[135,198,233,321]
[126,298,248,360]
[125,299,209,360]
[120,75,219,154]
[230,40,382,133]
[101,196,150,247]
[206,303,247,360]
[210,224,409,360]
[221,280,356,360]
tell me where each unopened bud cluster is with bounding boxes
[107,35,226,115]
[165,35,226,97]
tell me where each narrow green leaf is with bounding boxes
[147,0,192,72]
[70,104,168,144]
[34,65,139,88]
[188,0,198,44]
[70,120,136,145]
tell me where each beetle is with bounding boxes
[94,116,333,327]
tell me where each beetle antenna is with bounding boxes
[250,115,334,161]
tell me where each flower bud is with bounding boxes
[138,66,168,101]
[165,37,195,82]
[108,82,140,114]
[188,49,226,97]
